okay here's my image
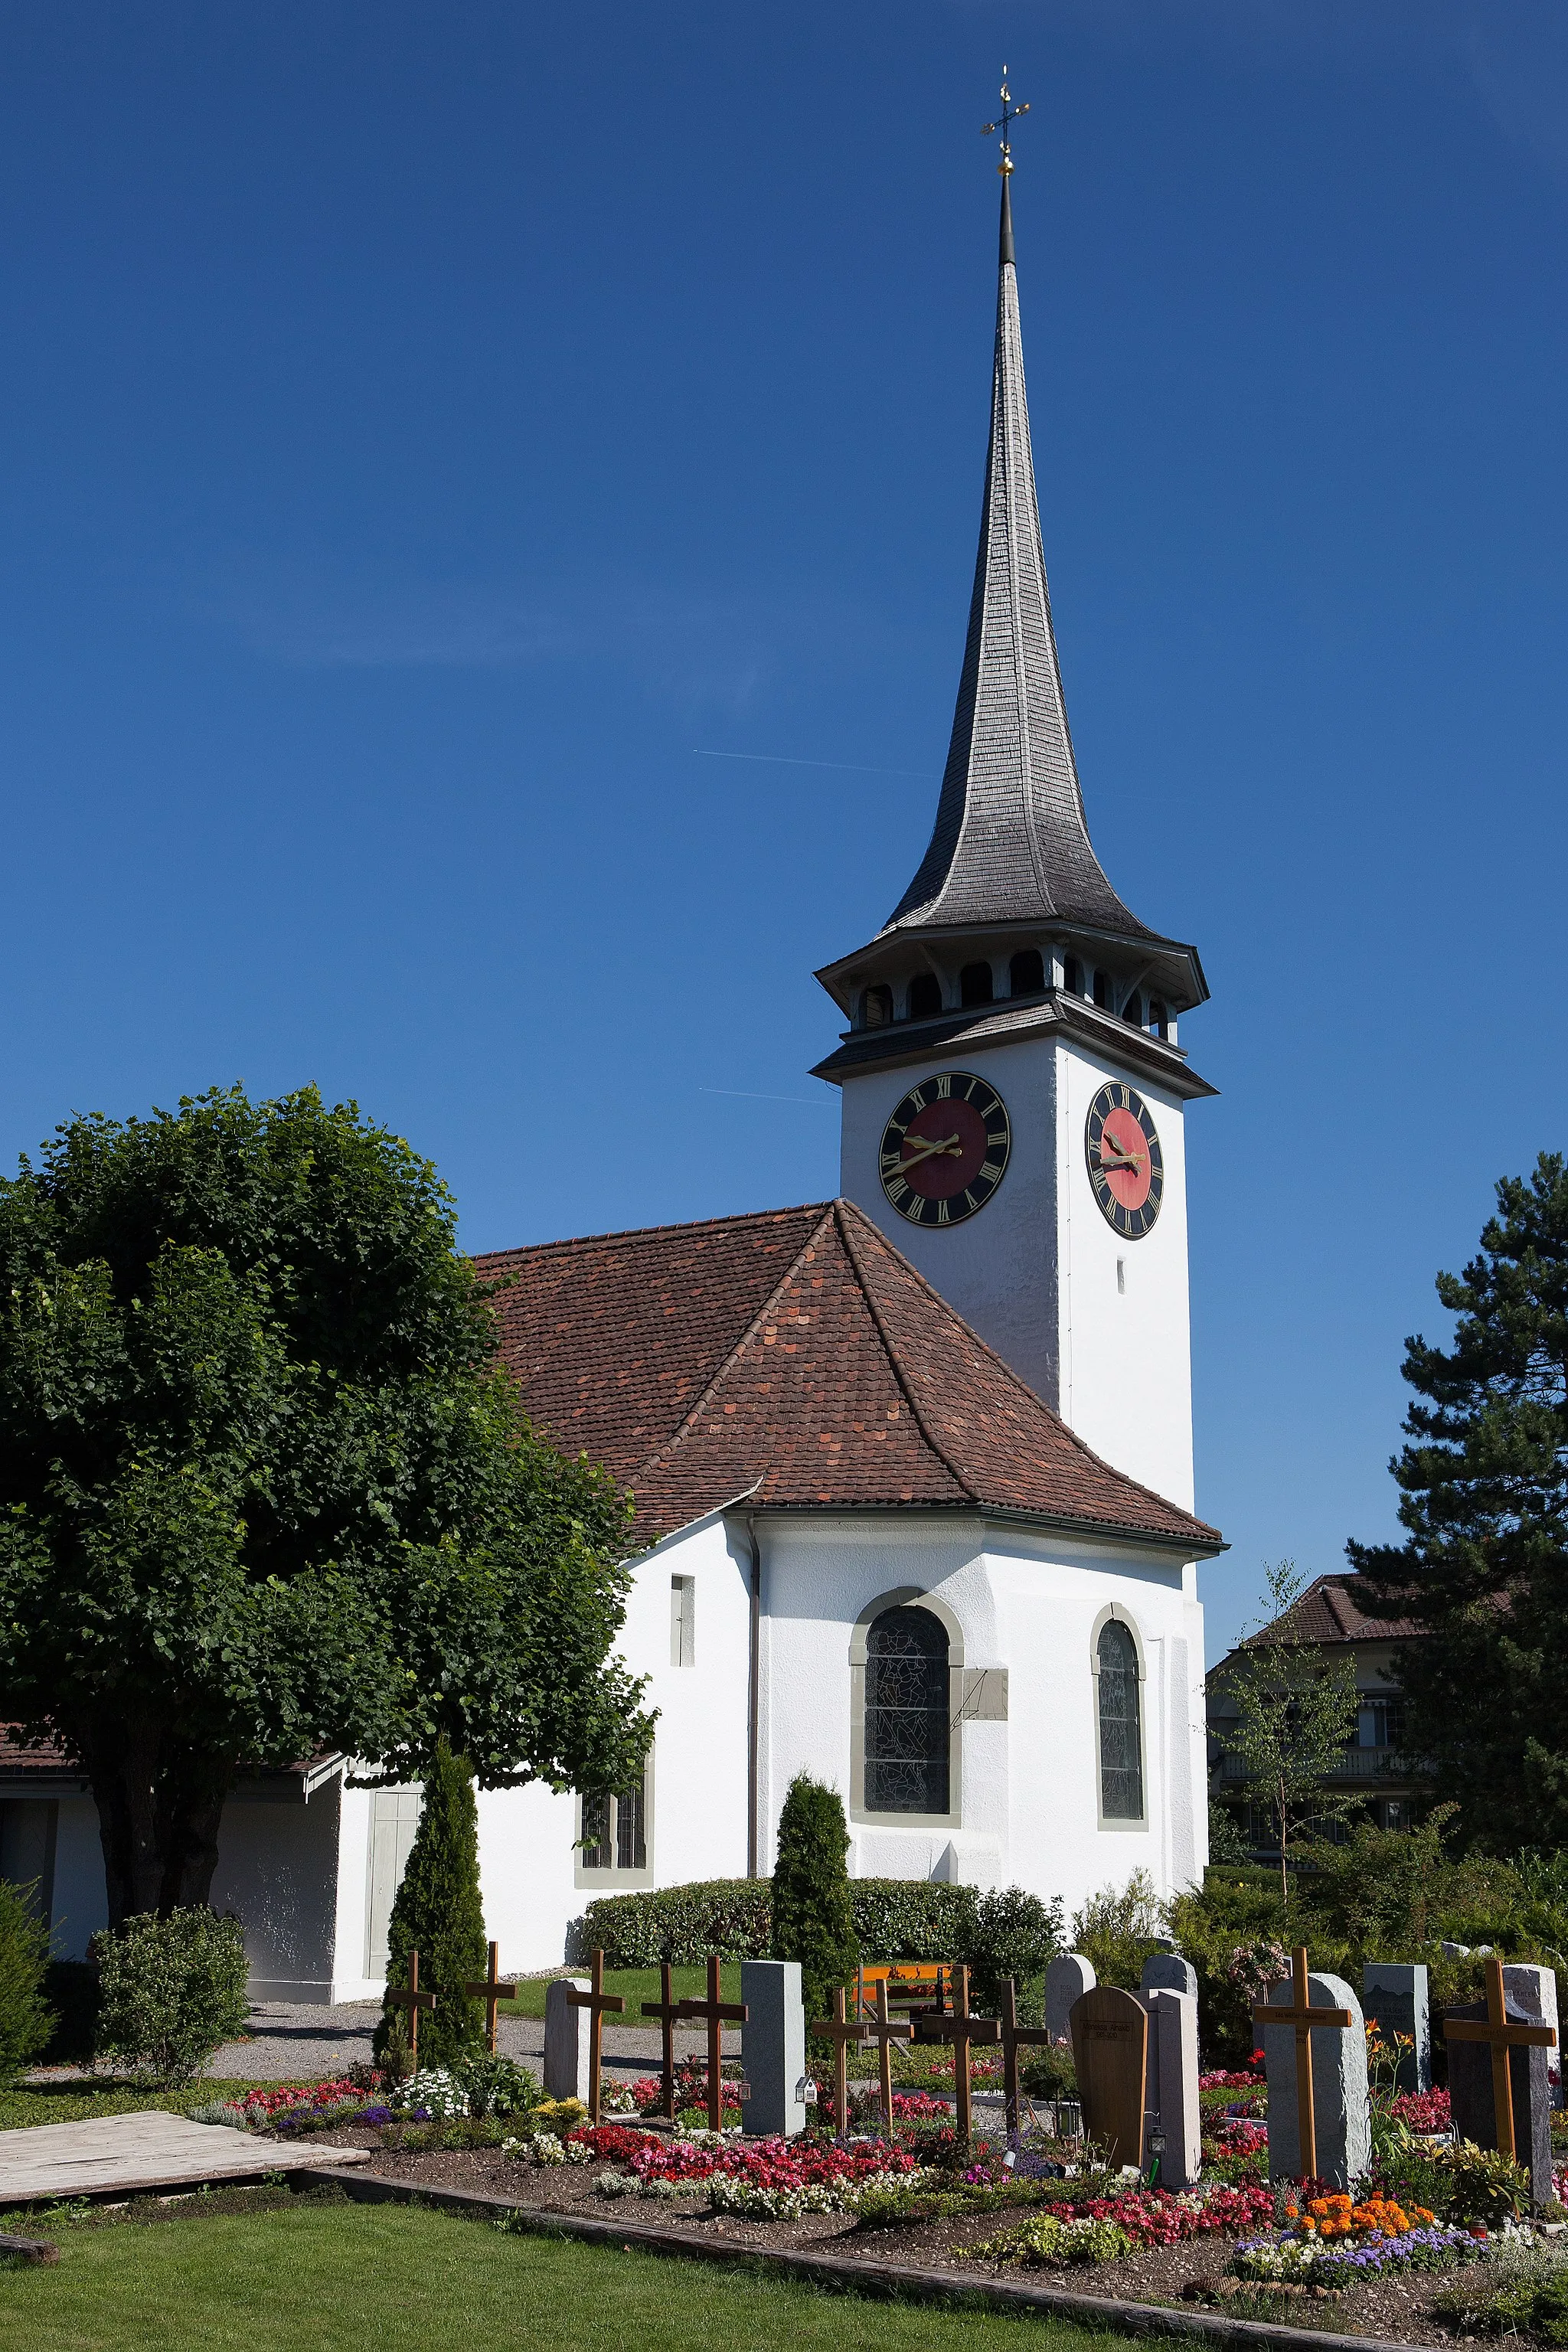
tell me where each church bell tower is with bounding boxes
[812,116,1214,1511]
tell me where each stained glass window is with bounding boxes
[865,1605,950,1814]
[1096,1619,1144,1820]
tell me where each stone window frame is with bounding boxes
[574,1743,656,1891]
[1089,1604,1149,1832]
[848,1586,965,1831]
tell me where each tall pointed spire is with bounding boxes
[883,156,1153,942]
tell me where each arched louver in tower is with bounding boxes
[864,1605,950,1813]
[1096,1619,1144,1821]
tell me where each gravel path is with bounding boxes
[201,1996,744,2082]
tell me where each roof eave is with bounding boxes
[810,993,1218,1100]
[675,1497,1224,1559]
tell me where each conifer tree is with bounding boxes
[373,1736,488,2072]
[1351,1155,1568,1851]
[769,1772,859,2034]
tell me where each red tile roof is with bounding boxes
[1243,1573,1427,1648]
[475,1198,1220,1552]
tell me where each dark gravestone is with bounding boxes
[1446,1995,1553,2208]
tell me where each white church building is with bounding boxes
[0,168,1223,1998]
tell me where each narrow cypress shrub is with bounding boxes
[769,1773,859,2032]
[372,1737,488,2073]
[0,1880,54,2085]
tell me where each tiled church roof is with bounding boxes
[475,1198,1220,1553]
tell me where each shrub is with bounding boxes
[770,1774,859,2030]
[1071,1870,1166,1991]
[372,1736,488,2074]
[0,1879,54,2083]
[462,2052,539,2116]
[91,1907,250,2082]
[577,1875,1020,1969]
[965,1886,1063,2015]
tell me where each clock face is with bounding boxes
[879,1072,1011,1227]
[1085,1082,1164,1239]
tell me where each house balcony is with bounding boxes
[1213,1747,1421,1786]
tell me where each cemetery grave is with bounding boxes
[97,1939,1568,2348]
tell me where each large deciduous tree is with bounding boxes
[1349,1154,1568,1851]
[0,1085,652,1924]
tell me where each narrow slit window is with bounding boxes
[671,1574,695,1668]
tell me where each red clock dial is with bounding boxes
[879,1073,1011,1227]
[1085,1083,1164,1238]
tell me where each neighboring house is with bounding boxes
[1207,1573,1430,1854]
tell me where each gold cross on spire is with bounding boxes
[982,66,1030,177]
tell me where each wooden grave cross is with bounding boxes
[863,1978,913,2134]
[462,1941,518,2057]
[567,1947,626,2125]
[919,1962,1000,2141]
[1252,1945,1355,2180]
[1444,1953,1557,2163]
[383,1947,435,2071]
[810,1984,869,2135]
[673,1955,747,2130]
[998,1978,1054,2138]
[640,1961,681,2120]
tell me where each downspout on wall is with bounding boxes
[744,1514,762,1877]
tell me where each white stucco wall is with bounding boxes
[45,1795,109,1962]
[838,1031,1197,1511]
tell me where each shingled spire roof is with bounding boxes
[883,175,1158,944]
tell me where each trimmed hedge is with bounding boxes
[577,1877,991,1968]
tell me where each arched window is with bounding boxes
[1062,955,1082,996]
[1148,997,1168,1040]
[1009,949,1044,998]
[1096,1619,1144,1821]
[959,962,994,1008]
[1093,969,1110,1009]
[865,1606,950,1814]
[861,984,893,1029]
[907,972,942,1021]
[1122,989,1142,1029]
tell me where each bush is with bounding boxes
[372,1736,488,2075]
[462,2051,539,2116]
[577,1875,1037,1970]
[966,1886,1063,2017]
[1071,1869,1167,1991]
[91,1907,250,2082]
[0,1879,54,2084]
[576,1879,773,1966]
[771,1775,859,2030]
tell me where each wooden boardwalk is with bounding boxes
[0,2109,368,2207]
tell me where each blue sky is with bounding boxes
[2,2,1564,1664]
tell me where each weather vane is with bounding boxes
[982,66,1030,176]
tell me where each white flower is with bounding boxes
[529,2132,566,2164]
[390,2068,470,2120]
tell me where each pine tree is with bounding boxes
[769,1773,859,2033]
[372,1736,488,2073]
[1350,1155,1568,1851]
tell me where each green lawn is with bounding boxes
[0,2194,1153,2352]
[499,1964,743,2023]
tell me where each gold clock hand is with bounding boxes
[899,1134,962,1169]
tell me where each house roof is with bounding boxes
[1241,1573,1427,1649]
[475,1196,1221,1553]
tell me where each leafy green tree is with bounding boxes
[769,1773,859,2031]
[0,1086,652,1924]
[373,1736,488,2073]
[1207,1559,1360,1904]
[1351,1156,1568,1851]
